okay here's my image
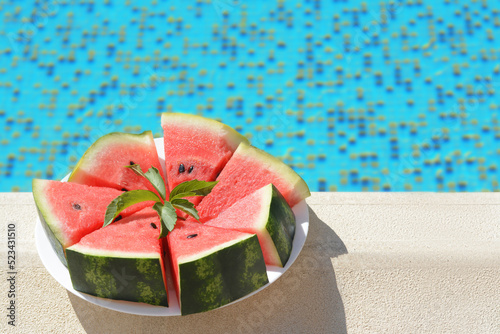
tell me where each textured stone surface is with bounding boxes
[1,192,499,333]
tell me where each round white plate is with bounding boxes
[35,138,310,316]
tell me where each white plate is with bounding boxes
[35,138,310,316]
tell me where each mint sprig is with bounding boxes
[103,164,217,238]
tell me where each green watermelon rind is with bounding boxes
[68,130,156,183]
[235,142,311,203]
[66,247,168,307]
[32,179,68,266]
[178,233,268,315]
[259,184,296,267]
[161,112,249,151]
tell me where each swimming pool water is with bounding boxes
[0,0,499,192]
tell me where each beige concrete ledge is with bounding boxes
[1,192,499,333]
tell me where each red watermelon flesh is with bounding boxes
[161,113,249,206]
[74,208,162,254]
[33,179,151,250]
[68,131,166,196]
[197,142,311,221]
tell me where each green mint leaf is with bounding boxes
[144,167,167,200]
[125,163,147,178]
[168,191,197,200]
[169,180,218,201]
[152,202,177,238]
[104,190,161,227]
[126,164,167,200]
[171,198,200,221]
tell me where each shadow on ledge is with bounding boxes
[68,205,348,334]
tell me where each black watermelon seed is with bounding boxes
[114,215,122,222]
[188,165,194,173]
[150,223,157,229]
[129,161,135,165]
[72,203,81,210]
[121,188,128,191]
[179,163,185,173]
[186,233,198,239]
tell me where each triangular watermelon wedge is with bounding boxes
[167,221,268,315]
[161,113,249,206]
[204,183,295,267]
[197,142,311,221]
[66,208,169,307]
[33,179,151,266]
[68,131,166,196]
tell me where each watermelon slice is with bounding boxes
[161,113,249,206]
[32,179,151,266]
[68,131,166,195]
[197,142,311,221]
[167,221,268,315]
[66,209,169,307]
[204,184,295,267]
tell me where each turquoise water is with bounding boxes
[0,0,499,192]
